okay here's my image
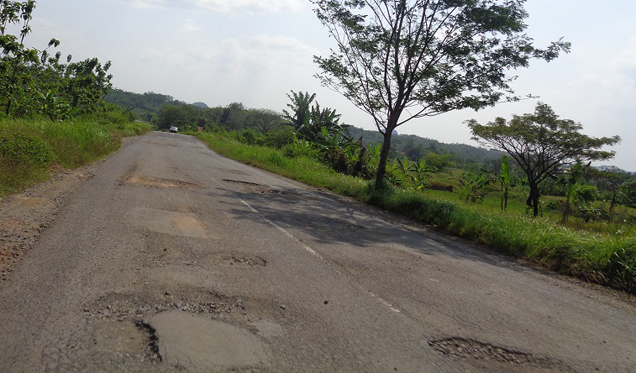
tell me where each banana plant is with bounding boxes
[408,158,434,190]
[499,155,511,212]
[459,171,491,202]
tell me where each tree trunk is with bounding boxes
[503,187,508,212]
[532,186,540,217]
[527,183,540,217]
[562,189,571,224]
[374,127,394,189]
[608,190,617,223]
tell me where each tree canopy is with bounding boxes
[468,103,620,216]
[312,0,570,187]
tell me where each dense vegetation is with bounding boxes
[1,1,112,119]
[104,89,186,122]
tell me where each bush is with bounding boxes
[620,178,636,207]
[424,152,456,172]
[237,129,265,146]
[265,126,296,148]
[0,133,53,168]
[281,140,317,159]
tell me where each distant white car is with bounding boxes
[169,126,178,133]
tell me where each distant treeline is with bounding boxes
[105,89,506,166]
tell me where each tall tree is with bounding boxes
[312,0,570,188]
[468,103,620,217]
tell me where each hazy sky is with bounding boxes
[24,0,636,171]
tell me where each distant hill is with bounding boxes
[346,126,503,165]
[104,89,190,122]
[593,165,633,175]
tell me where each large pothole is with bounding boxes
[125,175,202,189]
[144,310,271,371]
[83,290,280,371]
[82,290,247,322]
[429,337,570,370]
[222,179,262,187]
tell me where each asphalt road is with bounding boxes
[0,131,635,372]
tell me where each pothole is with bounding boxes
[222,255,267,267]
[311,217,368,231]
[261,188,288,195]
[145,310,271,371]
[125,175,201,189]
[82,290,247,323]
[222,179,262,187]
[225,169,251,176]
[133,317,162,363]
[429,337,570,370]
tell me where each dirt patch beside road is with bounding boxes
[0,137,139,281]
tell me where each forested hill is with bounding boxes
[104,89,187,122]
[346,127,503,163]
[106,88,502,164]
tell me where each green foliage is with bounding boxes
[469,103,620,217]
[424,152,456,172]
[620,178,636,207]
[281,138,317,159]
[319,126,374,179]
[1,1,112,119]
[152,100,284,135]
[573,184,598,205]
[264,126,295,149]
[388,157,432,190]
[104,89,180,122]
[458,171,491,203]
[280,91,374,178]
[282,90,344,143]
[0,116,148,197]
[236,128,265,146]
[282,91,315,131]
[0,132,52,168]
[572,184,600,223]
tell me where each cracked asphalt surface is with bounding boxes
[1,131,635,372]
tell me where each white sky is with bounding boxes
[24,0,636,171]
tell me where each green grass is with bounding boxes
[195,131,636,294]
[0,117,150,197]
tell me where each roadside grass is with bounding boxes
[0,117,150,198]
[195,133,368,198]
[195,131,636,294]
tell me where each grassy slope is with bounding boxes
[0,118,150,197]
[195,132,636,294]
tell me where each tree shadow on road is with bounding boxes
[201,185,527,273]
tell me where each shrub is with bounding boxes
[281,140,316,158]
[0,133,53,168]
[620,178,636,207]
[237,129,265,146]
[265,126,296,148]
